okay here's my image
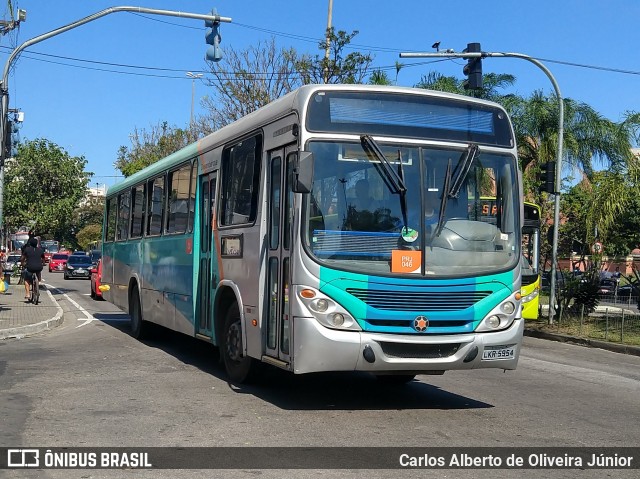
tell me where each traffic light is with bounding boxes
[204,8,222,62]
[9,120,20,157]
[3,116,22,164]
[462,42,482,90]
[539,161,556,194]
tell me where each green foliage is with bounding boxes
[555,266,601,316]
[415,71,517,102]
[296,28,373,85]
[76,223,102,251]
[73,200,104,231]
[368,69,392,85]
[4,138,89,243]
[115,122,192,177]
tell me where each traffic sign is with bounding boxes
[592,241,603,254]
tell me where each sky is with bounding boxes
[0,0,638,189]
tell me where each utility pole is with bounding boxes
[323,0,333,83]
[400,47,564,324]
[0,5,26,36]
[0,6,232,245]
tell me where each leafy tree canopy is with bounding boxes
[4,138,90,244]
[115,121,193,177]
[76,223,102,251]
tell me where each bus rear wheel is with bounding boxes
[222,302,257,383]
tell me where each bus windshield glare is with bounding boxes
[304,140,519,278]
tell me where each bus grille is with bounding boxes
[346,288,491,311]
[377,341,460,359]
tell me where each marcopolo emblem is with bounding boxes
[413,315,429,332]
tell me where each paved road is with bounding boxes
[1,272,639,478]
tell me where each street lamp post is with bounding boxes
[399,48,564,324]
[186,72,203,126]
[0,6,232,245]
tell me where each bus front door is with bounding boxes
[265,146,296,364]
[197,172,218,338]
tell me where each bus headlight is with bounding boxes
[521,289,539,303]
[315,299,329,312]
[297,286,361,331]
[476,292,521,332]
[331,313,345,327]
[486,315,501,329]
[501,301,515,314]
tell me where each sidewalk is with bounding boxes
[0,278,63,339]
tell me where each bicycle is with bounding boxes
[28,270,40,305]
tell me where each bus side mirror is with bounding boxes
[292,151,314,193]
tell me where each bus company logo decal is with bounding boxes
[413,316,429,332]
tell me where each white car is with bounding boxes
[4,253,22,272]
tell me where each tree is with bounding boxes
[4,138,90,244]
[415,71,517,102]
[296,28,373,85]
[115,121,194,178]
[76,223,102,251]
[200,37,299,132]
[73,199,104,230]
[368,69,392,85]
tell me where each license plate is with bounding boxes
[76,269,85,273]
[482,346,515,361]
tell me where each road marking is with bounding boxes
[47,286,96,328]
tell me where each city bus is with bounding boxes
[8,229,30,252]
[101,84,524,383]
[479,198,540,320]
[521,202,541,319]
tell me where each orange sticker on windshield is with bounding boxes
[391,250,422,274]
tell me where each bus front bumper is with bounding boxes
[291,317,524,375]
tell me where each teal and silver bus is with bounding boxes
[102,84,524,383]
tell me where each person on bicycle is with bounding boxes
[21,237,44,300]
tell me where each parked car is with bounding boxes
[49,253,69,273]
[598,278,618,295]
[90,259,103,300]
[89,249,102,269]
[5,253,22,272]
[64,254,93,280]
[615,283,639,298]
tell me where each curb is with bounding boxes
[0,289,64,340]
[524,328,640,357]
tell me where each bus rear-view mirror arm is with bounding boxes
[292,151,314,193]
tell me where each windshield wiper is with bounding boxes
[360,135,406,194]
[448,143,479,199]
[360,135,409,230]
[434,158,452,238]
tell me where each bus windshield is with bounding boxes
[304,140,519,278]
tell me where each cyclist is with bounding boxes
[21,237,44,300]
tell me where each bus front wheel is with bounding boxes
[129,288,149,340]
[222,302,257,383]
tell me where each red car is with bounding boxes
[48,253,69,272]
[90,259,103,300]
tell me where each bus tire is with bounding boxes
[222,302,257,383]
[129,288,149,340]
[375,374,416,385]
